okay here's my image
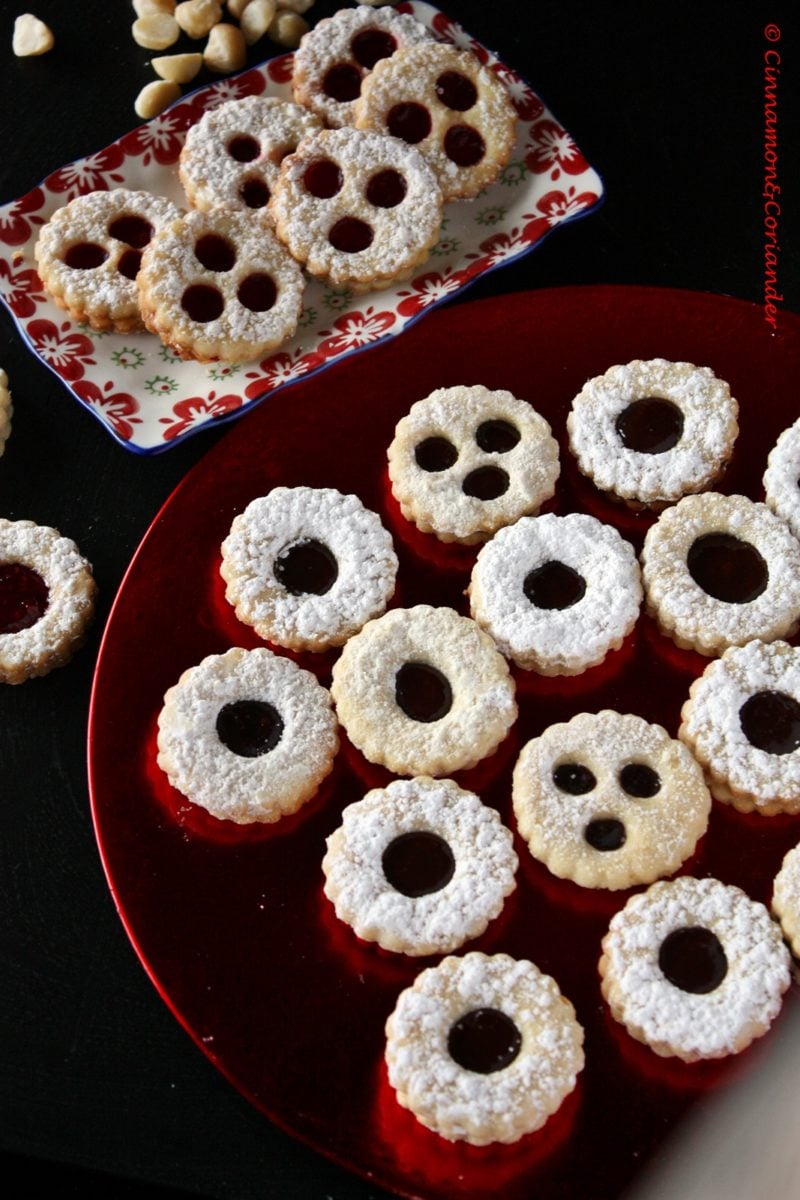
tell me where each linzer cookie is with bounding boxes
[34,188,180,333]
[512,711,711,890]
[330,605,517,776]
[0,369,11,457]
[385,952,584,1144]
[469,513,641,675]
[355,41,518,201]
[322,776,517,956]
[679,640,800,815]
[138,207,304,362]
[179,96,322,216]
[641,492,800,656]
[0,518,97,684]
[772,842,800,958]
[220,486,397,652]
[156,646,338,824]
[567,359,739,510]
[599,877,791,1061]
[763,417,800,541]
[388,385,560,545]
[292,4,430,129]
[268,128,443,294]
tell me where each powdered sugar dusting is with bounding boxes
[772,842,800,956]
[763,417,800,541]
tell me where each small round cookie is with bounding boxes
[34,188,181,332]
[469,513,642,675]
[322,776,517,956]
[220,486,397,652]
[385,951,584,1145]
[138,207,304,362]
[0,518,97,684]
[0,369,12,457]
[269,128,443,294]
[679,639,800,815]
[763,417,800,541]
[599,877,791,1061]
[179,96,323,216]
[330,605,517,776]
[772,842,800,958]
[156,646,339,825]
[641,492,800,656]
[566,360,739,509]
[387,386,560,545]
[355,42,518,202]
[512,711,711,890]
[292,4,431,129]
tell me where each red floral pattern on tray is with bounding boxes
[0,3,603,454]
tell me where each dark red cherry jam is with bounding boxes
[365,169,407,208]
[0,563,49,633]
[181,284,224,323]
[351,28,396,69]
[274,539,338,596]
[117,249,142,281]
[239,178,270,209]
[387,102,431,144]
[414,437,457,472]
[108,215,153,248]
[381,831,455,897]
[395,662,452,723]
[462,466,509,500]
[63,242,108,269]
[328,217,374,254]
[447,1008,521,1074]
[523,561,586,610]
[584,818,626,851]
[686,533,768,603]
[739,690,800,754]
[194,234,237,272]
[304,158,344,199]
[444,125,486,167]
[323,63,362,103]
[237,273,277,313]
[553,763,596,795]
[658,926,728,994]
[435,71,479,112]
[215,699,284,758]
[619,763,661,797]
[227,134,261,163]
[615,397,684,454]
[475,419,520,453]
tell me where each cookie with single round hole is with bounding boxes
[0,518,97,684]
[772,841,800,958]
[179,96,322,216]
[512,710,711,890]
[388,385,560,545]
[385,951,584,1144]
[34,188,181,332]
[322,776,517,956]
[330,604,517,776]
[763,417,800,541]
[137,207,305,362]
[220,486,398,652]
[269,127,443,294]
[679,639,800,815]
[599,877,791,1061]
[156,646,339,824]
[355,41,517,201]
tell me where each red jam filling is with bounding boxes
[619,763,661,797]
[365,168,407,208]
[323,63,362,103]
[553,763,596,794]
[524,561,586,610]
[395,662,452,723]
[239,178,270,209]
[227,134,261,163]
[475,419,520,453]
[615,397,684,454]
[584,818,626,851]
[237,273,277,313]
[381,831,455,897]
[274,538,338,596]
[686,532,768,603]
[351,28,397,69]
[415,437,458,472]
[448,1009,521,1074]
[117,249,142,281]
[328,216,374,254]
[63,242,108,269]
[461,466,508,500]
[181,284,224,323]
[435,71,478,112]
[387,102,432,144]
[0,563,49,634]
[658,926,728,994]
[215,699,284,757]
[444,125,486,167]
[108,215,154,248]
[303,158,344,199]
[739,689,800,754]
[194,234,237,272]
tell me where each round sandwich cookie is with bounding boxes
[772,841,800,959]
[763,416,800,542]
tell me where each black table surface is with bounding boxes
[1,2,798,1197]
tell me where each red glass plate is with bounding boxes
[88,286,800,1200]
